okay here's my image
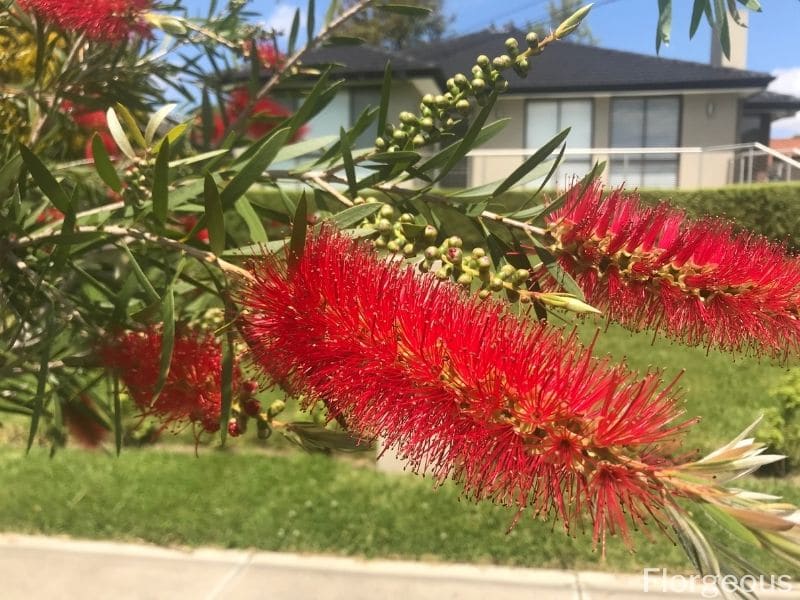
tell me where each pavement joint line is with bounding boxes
[205,551,254,600]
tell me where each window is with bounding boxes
[526,99,593,187]
[609,96,680,188]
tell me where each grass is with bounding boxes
[1,447,797,575]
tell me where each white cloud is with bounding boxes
[769,67,800,138]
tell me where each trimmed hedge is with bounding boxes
[634,183,800,248]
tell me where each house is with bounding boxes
[279,24,800,190]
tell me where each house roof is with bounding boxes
[302,29,775,93]
[404,30,774,93]
[744,91,800,111]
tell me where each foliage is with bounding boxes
[337,0,451,50]
[0,0,795,594]
[760,371,800,475]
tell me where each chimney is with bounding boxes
[710,11,748,69]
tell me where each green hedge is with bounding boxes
[634,183,800,248]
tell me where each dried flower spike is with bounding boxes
[101,325,237,433]
[240,226,694,549]
[19,0,153,43]
[537,183,800,359]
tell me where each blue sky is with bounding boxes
[181,0,800,135]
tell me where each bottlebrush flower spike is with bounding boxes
[210,88,308,145]
[19,0,152,43]
[239,225,695,550]
[101,325,237,434]
[536,183,800,358]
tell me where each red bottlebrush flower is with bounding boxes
[61,101,119,159]
[242,40,285,69]
[209,88,308,145]
[239,226,694,549]
[63,396,109,448]
[19,0,152,43]
[536,183,800,358]
[35,206,64,224]
[101,326,237,434]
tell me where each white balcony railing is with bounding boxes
[454,142,800,190]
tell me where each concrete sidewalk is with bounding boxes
[0,534,795,599]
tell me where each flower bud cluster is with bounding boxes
[375,33,542,153]
[354,196,438,257]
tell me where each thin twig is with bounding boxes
[13,225,255,281]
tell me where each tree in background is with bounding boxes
[337,0,451,49]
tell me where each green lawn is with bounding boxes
[1,447,797,575]
[0,322,796,574]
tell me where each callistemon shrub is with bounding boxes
[18,0,154,43]
[102,325,242,434]
[536,183,800,358]
[239,225,699,548]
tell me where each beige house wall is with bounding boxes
[678,93,739,188]
[468,96,526,187]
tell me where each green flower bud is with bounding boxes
[434,95,450,109]
[267,399,286,418]
[403,243,416,257]
[526,31,539,48]
[471,248,486,259]
[446,247,463,264]
[515,268,530,282]
[386,240,400,253]
[505,37,519,53]
[399,111,417,125]
[419,261,431,273]
[471,78,486,92]
[412,134,426,147]
[424,246,440,260]
[478,289,491,299]
[399,213,415,224]
[492,55,512,70]
[477,256,492,271]
[476,54,490,68]
[471,66,484,78]
[447,235,463,248]
[489,277,504,291]
[424,225,438,241]
[420,117,434,131]
[374,238,387,249]
[366,196,379,203]
[455,99,471,115]
[457,273,473,287]
[453,73,469,88]
[379,204,395,220]
[435,267,450,281]
[376,218,393,234]
[513,57,530,77]
[421,106,433,118]
[422,94,436,106]
[375,137,387,150]
[392,129,408,143]
[498,264,516,280]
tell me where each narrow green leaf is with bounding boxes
[273,135,337,164]
[112,374,122,456]
[288,8,301,55]
[714,0,731,58]
[27,311,55,453]
[656,0,672,52]
[324,203,381,229]
[106,108,137,160]
[324,36,365,46]
[152,138,170,225]
[145,104,177,146]
[531,239,585,301]
[288,193,308,268]
[377,61,392,139]
[221,127,292,208]
[91,134,123,192]
[204,173,226,255]
[324,0,341,24]
[169,149,229,168]
[449,159,556,201]
[120,242,160,304]
[0,153,23,195]
[418,118,510,174]
[218,329,234,445]
[369,151,420,164]
[235,196,268,243]
[306,0,316,43]
[377,4,432,16]
[19,144,72,214]
[493,128,570,196]
[51,194,76,271]
[114,103,147,149]
[152,284,175,404]
[689,0,707,38]
[156,122,189,153]
[340,127,357,197]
